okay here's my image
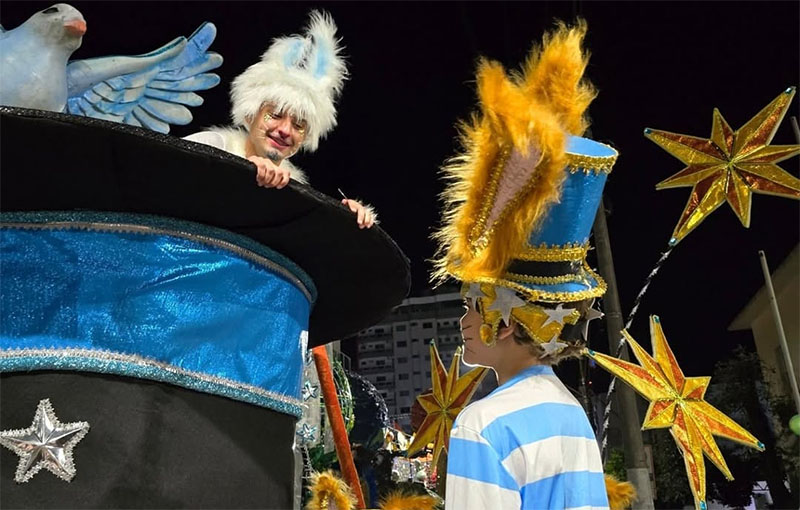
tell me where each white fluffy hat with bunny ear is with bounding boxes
[230,10,347,152]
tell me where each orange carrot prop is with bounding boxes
[312,346,366,509]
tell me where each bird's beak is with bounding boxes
[64,19,87,36]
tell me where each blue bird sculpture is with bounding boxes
[0,3,223,133]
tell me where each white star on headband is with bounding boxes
[486,286,526,326]
[463,283,487,309]
[541,303,575,327]
[539,333,568,358]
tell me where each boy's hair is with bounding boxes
[511,299,591,365]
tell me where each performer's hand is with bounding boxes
[248,155,291,189]
[341,199,376,229]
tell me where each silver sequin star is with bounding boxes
[0,399,90,483]
[486,286,527,326]
[581,305,605,341]
[541,303,575,328]
[463,283,487,309]
[295,423,317,444]
[539,333,568,359]
[302,380,319,401]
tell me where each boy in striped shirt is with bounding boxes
[429,20,616,510]
[445,297,609,510]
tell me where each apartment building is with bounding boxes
[354,291,470,430]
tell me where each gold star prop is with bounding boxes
[407,343,488,469]
[645,87,800,245]
[586,316,764,510]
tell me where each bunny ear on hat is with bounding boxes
[230,10,348,152]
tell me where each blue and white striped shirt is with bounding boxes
[445,365,608,510]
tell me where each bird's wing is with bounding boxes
[66,22,222,133]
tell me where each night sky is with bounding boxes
[3,1,798,380]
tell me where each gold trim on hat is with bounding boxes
[517,241,589,262]
[565,143,618,174]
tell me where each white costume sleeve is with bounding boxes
[183,131,227,151]
[183,129,309,185]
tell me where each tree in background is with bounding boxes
[704,347,798,509]
[649,346,799,509]
[651,427,693,508]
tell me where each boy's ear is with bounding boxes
[496,320,517,342]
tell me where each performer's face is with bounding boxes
[459,303,496,367]
[248,103,307,162]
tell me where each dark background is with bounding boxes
[2,1,798,379]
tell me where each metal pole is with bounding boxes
[790,116,800,144]
[593,197,655,509]
[758,251,800,414]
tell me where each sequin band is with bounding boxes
[0,348,304,417]
[465,267,608,304]
[566,143,618,174]
[0,211,316,303]
[504,272,586,285]
[517,242,589,262]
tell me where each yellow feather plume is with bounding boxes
[379,491,439,510]
[305,471,357,510]
[604,474,637,510]
[521,19,596,136]
[432,20,593,287]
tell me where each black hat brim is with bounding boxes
[0,107,411,345]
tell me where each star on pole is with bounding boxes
[586,316,764,510]
[0,399,90,483]
[407,342,488,469]
[645,87,800,245]
[486,286,526,326]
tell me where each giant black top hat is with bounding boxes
[0,107,410,508]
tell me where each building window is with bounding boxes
[397,340,407,348]
[412,354,420,359]
[399,374,409,380]
[425,371,431,377]
[398,357,408,363]
[395,324,407,332]
[413,371,421,375]
[399,390,410,396]
[422,322,433,329]
[400,407,410,413]
[376,376,386,382]
[410,322,418,326]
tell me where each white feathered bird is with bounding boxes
[0,3,223,133]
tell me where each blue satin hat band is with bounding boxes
[0,212,315,417]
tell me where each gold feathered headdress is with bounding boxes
[433,20,618,349]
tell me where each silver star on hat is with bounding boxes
[0,399,90,483]
[486,286,527,326]
[541,303,575,327]
[463,282,487,309]
[539,333,569,358]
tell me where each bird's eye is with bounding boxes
[42,7,59,14]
